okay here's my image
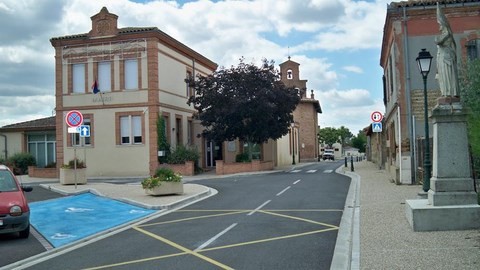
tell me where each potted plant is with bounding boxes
[59,159,87,185]
[141,167,183,196]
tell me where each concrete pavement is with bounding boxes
[340,161,480,270]
[18,161,480,269]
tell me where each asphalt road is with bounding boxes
[18,161,350,270]
[0,183,64,267]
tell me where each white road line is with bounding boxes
[293,179,301,185]
[307,170,317,173]
[290,170,301,173]
[247,200,271,216]
[31,227,54,250]
[324,170,333,173]
[276,186,291,196]
[195,223,238,251]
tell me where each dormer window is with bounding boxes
[287,69,293,80]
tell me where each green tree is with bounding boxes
[337,126,353,148]
[351,130,367,153]
[157,115,170,163]
[187,58,300,159]
[459,59,480,188]
[318,126,353,148]
[318,127,339,147]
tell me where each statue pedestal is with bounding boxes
[406,102,480,231]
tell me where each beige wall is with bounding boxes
[0,132,24,160]
[276,134,294,167]
[62,107,150,177]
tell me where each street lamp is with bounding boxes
[291,123,296,165]
[416,48,433,192]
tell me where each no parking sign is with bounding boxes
[65,110,83,128]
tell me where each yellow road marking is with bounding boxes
[139,210,248,227]
[85,209,340,269]
[83,252,187,270]
[133,226,234,270]
[199,227,339,252]
[259,210,339,229]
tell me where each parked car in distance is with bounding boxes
[0,165,33,238]
[322,149,335,161]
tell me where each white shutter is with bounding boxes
[125,59,138,90]
[120,116,130,144]
[132,116,142,143]
[72,64,85,93]
[98,62,111,91]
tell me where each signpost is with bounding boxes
[371,111,383,123]
[371,111,383,133]
[65,110,83,128]
[80,125,90,137]
[372,122,382,132]
[65,110,84,189]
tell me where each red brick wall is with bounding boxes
[28,166,58,178]
[215,160,274,175]
[158,161,194,176]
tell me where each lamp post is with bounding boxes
[291,123,296,165]
[416,48,433,192]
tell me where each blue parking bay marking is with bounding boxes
[29,193,156,247]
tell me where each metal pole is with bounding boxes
[345,157,348,167]
[350,156,354,172]
[422,76,431,192]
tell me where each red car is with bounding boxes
[0,164,33,238]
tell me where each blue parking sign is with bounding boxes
[80,125,90,137]
[372,122,382,132]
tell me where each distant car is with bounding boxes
[0,164,33,238]
[322,149,335,161]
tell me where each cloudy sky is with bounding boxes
[0,0,389,134]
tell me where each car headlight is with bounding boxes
[10,205,23,216]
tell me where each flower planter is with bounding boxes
[144,182,183,196]
[59,168,87,185]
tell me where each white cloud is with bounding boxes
[0,0,386,135]
[343,65,363,74]
[317,88,384,133]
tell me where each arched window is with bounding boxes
[287,69,293,80]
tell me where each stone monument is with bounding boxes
[405,3,480,231]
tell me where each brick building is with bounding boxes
[380,0,480,184]
[279,58,322,163]
[50,7,217,177]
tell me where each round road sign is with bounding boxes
[65,110,83,127]
[371,111,383,123]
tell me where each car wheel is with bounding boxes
[19,225,30,239]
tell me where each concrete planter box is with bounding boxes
[144,182,183,196]
[59,168,87,185]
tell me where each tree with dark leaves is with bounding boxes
[187,58,300,158]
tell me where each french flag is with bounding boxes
[92,79,100,94]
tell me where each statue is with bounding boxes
[435,3,460,97]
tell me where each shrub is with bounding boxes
[141,167,182,190]
[235,152,251,163]
[8,152,36,175]
[167,145,200,165]
[61,159,86,169]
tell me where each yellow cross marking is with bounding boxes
[86,209,342,269]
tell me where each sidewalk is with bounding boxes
[350,161,480,270]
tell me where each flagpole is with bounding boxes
[99,91,105,106]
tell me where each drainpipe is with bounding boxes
[403,6,416,185]
[0,134,7,160]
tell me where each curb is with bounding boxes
[3,186,217,270]
[330,165,361,270]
